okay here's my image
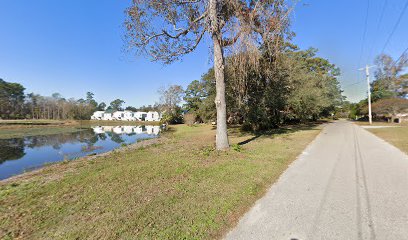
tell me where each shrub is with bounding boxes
[184,113,196,125]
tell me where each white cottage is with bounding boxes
[145,111,162,121]
[123,111,137,121]
[101,109,114,120]
[133,112,148,121]
[91,111,105,120]
[90,110,162,122]
[112,111,125,120]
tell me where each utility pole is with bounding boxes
[358,65,375,125]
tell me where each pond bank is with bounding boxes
[0,125,162,180]
[1,135,163,184]
[0,120,161,139]
[0,123,322,239]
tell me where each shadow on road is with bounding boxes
[232,121,327,146]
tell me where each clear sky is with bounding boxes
[1,0,407,106]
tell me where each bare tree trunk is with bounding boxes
[210,0,229,150]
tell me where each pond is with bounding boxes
[0,125,162,180]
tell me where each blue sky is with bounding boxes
[0,0,407,106]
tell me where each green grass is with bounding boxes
[0,124,321,239]
[0,127,87,139]
[0,119,68,125]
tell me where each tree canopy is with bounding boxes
[125,0,293,149]
[0,78,26,119]
[110,99,125,111]
[180,46,343,130]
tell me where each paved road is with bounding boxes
[226,121,408,240]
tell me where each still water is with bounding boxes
[0,125,161,180]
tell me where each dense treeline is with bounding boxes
[180,46,344,130]
[0,79,131,120]
[0,77,167,121]
[2,44,344,126]
[0,80,102,120]
[347,53,408,120]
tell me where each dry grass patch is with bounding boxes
[363,124,408,153]
[0,124,321,239]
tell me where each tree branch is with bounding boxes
[221,31,241,47]
[176,0,202,3]
[151,29,206,63]
[142,11,207,44]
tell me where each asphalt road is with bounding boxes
[226,121,408,240]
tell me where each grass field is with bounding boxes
[0,119,161,139]
[0,123,321,239]
[353,121,408,153]
[0,127,87,139]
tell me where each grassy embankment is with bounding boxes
[355,121,408,153]
[0,123,322,239]
[0,119,160,139]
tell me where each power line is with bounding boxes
[394,46,408,65]
[380,0,408,53]
[389,46,408,70]
[342,81,365,89]
[358,0,371,66]
[367,0,389,62]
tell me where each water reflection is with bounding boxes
[93,125,161,135]
[0,139,26,164]
[0,125,161,180]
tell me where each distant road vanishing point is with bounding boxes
[226,120,408,240]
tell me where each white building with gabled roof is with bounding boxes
[90,110,162,122]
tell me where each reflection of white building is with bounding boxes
[134,126,144,134]
[146,125,160,135]
[102,126,114,132]
[113,126,125,134]
[92,125,161,135]
[93,126,105,134]
[123,126,135,134]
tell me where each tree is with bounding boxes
[110,99,125,111]
[1,79,106,120]
[125,0,290,149]
[138,104,159,112]
[0,78,26,119]
[371,98,408,117]
[184,80,207,115]
[125,106,138,112]
[159,85,184,111]
[372,53,408,100]
[191,46,343,129]
[97,102,107,111]
[158,85,184,124]
[86,92,98,109]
